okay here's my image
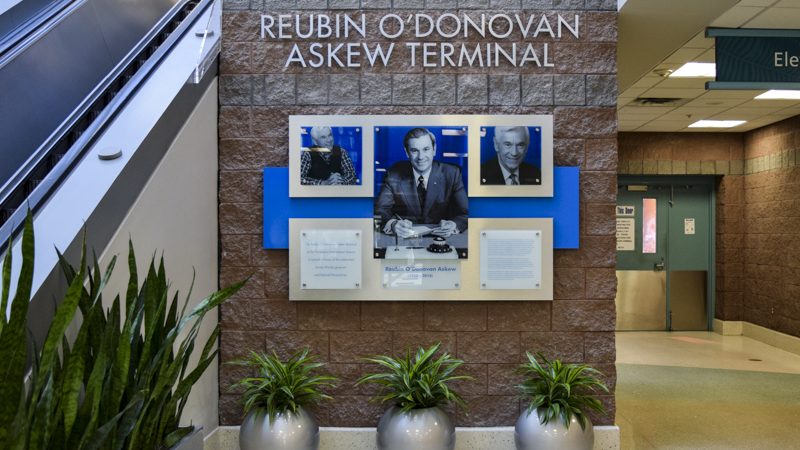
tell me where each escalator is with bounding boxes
[0,0,220,251]
[0,0,222,429]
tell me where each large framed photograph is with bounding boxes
[289,116,374,197]
[469,116,553,197]
[373,125,469,260]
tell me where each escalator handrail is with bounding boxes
[0,0,81,60]
[0,0,215,255]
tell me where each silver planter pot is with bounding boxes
[376,405,456,450]
[239,407,320,450]
[514,409,594,450]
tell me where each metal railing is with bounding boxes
[0,0,218,253]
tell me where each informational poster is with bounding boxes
[617,205,635,216]
[479,230,541,290]
[300,229,362,289]
[381,260,461,290]
[685,218,696,235]
[616,218,635,251]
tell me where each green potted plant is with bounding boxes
[356,342,473,450]
[0,209,248,449]
[512,351,609,450]
[226,349,338,450]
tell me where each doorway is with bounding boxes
[615,176,716,331]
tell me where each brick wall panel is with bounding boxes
[220,4,618,426]
[487,301,551,331]
[457,332,521,363]
[330,331,393,362]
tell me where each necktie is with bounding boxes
[417,176,426,205]
[508,174,519,185]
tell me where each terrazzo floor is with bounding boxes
[616,332,800,449]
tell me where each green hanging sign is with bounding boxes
[706,28,800,90]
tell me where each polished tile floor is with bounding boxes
[616,332,800,449]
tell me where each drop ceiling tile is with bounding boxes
[643,88,708,98]
[662,107,727,120]
[656,77,711,89]
[740,0,780,6]
[618,121,651,131]
[745,7,800,28]
[768,110,800,118]
[746,99,800,108]
[711,6,766,27]
[728,106,787,114]
[619,87,650,98]
[663,48,708,65]
[774,106,800,115]
[619,113,667,121]
[618,97,635,108]
[684,96,750,108]
[701,90,768,99]
[734,124,764,132]
[739,99,800,108]
[683,32,715,49]
[694,49,716,63]
[635,122,691,132]
[618,105,677,115]
[631,77,664,89]
[773,0,800,9]
[741,118,783,129]
[709,111,769,120]
[653,63,690,72]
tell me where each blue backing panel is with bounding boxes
[263,167,579,249]
[470,166,579,248]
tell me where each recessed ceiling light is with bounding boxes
[671,62,716,78]
[689,120,746,128]
[755,90,800,100]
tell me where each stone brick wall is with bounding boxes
[218,0,618,427]
[741,117,800,337]
[618,124,800,337]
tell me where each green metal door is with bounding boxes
[616,177,715,331]
[616,187,669,330]
[667,185,710,331]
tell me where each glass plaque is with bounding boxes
[380,260,461,290]
[300,229,362,289]
[479,230,542,290]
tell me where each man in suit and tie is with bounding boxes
[480,126,541,185]
[374,127,469,239]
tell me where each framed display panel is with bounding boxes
[289,116,374,197]
[289,115,554,198]
[289,218,553,300]
[468,115,553,197]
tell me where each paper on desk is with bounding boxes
[409,226,441,236]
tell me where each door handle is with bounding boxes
[655,263,665,271]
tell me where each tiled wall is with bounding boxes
[218,0,619,427]
[618,121,800,338]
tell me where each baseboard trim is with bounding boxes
[713,318,743,336]
[713,319,800,356]
[203,425,620,450]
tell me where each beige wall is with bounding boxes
[97,79,221,432]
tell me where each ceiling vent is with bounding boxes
[630,98,691,107]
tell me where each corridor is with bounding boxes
[616,332,800,449]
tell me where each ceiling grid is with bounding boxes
[619,0,800,132]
